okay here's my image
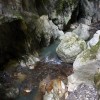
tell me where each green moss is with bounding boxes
[94,72,100,90]
[82,41,100,62]
[79,41,86,50]
[90,41,100,55]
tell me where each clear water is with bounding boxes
[40,40,60,57]
[40,40,62,64]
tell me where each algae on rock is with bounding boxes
[73,41,100,71]
[56,33,87,63]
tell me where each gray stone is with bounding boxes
[68,61,100,91]
[56,33,87,63]
[36,15,64,46]
[79,17,92,25]
[68,41,100,91]
[67,84,98,100]
[73,41,100,70]
[87,30,100,49]
[73,23,90,40]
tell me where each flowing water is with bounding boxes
[0,40,73,100]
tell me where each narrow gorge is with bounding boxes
[0,0,100,100]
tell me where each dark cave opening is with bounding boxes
[0,19,27,67]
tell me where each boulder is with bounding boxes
[68,41,100,92]
[39,77,67,100]
[73,41,100,70]
[56,33,87,63]
[36,15,64,46]
[87,30,100,49]
[67,83,98,100]
[73,23,90,40]
[68,61,100,92]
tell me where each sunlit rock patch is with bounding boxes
[39,76,67,100]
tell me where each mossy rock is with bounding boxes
[73,41,100,70]
[81,41,100,62]
[94,71,100,90]
[56,33,86,63]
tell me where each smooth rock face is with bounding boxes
[68,61,100,91]
[87,30,100,49]
[67,38,100,93]
[73,23,90,40]
[67,84,98,100]
[36,15,64,46]
[73,41,100,70]
[56,33,87,63]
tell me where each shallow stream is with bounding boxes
[0,40,73,100]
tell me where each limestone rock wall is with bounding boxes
[0,0,99,66]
